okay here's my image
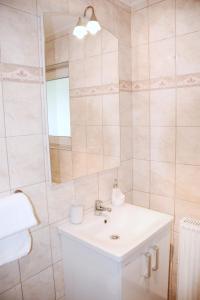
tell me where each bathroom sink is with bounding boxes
[58,203,173,262]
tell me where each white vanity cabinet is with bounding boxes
[58,204,172,300]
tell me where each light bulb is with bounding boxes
[86,20,101,35]
[73,25,87,39]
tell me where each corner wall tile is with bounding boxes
[22,267,55,300]
[0,82,5,137]
[176,31,200,75]
[0,261,20,294]
[7,135,45,188]
[3,82,42,136]
[0,284,22,300]
[0,5,39,66]
[0,138,9,192]
[19,226,51,281]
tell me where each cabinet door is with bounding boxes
[122,249,152,300]
[122,230,171,300]
[149,231,171,300]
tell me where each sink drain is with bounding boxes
[110,234,120,240]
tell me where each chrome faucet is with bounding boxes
[95,200,112,216]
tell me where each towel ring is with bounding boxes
[14,189,23,194]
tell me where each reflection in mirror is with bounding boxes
[44,12,120,184]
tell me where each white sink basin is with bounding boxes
[58,203,173,262]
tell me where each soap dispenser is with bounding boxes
[111,178,125,206]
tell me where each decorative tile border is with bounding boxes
[132,79,150,91]
[1,63,43,83]
[176,73,200,88]
[119,80,132,92]
[70,83,120,98]
[132,73,200,92]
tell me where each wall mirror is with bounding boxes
[44,12,120,183]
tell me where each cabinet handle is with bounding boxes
[152,245,159,271]
[144,252,151,278]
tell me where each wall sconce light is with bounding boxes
[73,6,101,39]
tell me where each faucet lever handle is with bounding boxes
[95,200,103,210]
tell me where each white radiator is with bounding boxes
[177,217,200,300]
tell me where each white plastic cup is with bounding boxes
[69,205,84,224]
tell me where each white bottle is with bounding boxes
[111,179,125,206]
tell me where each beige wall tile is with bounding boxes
[102,29,118,54]
[69,34,85,62]
[0,138,9,192]
[133,91,149,126]
[151,161,175,197]
[53,261,65,300]
[176,127,200,165]
[120,92,132,127]
[150,194,174,215]
[0,82,5,138]
[133,190,149,208]
[92,0,117,37]
[132,44,149,81]
[118,159,133,193]
[19,227,52,281]
[149,0,175,42]
[176,0,200,35]
[103,155,120,170]
[74,174,98,209]
[22,267,55,300]
[71,125,86,152]
[86,126,103,154]
[72,152,87,178]
[3,82,42,136]
[176,31,200,75]
[87,153,103,174]
[103,126,120,157]
[177,86,200,126]
[0,284,22,300]
[46,35,69,66]
[133,126,150,160]
[86,96,102,125]
[47,181,74,223]
[176,164,200,203]
[37,0,68,13]
[98,168,117,202]
[121,126,132,161]
[102,52,119,84]
[150,38,175,79]
[69,60,85,89]
[7,135,45,188]
[119,44,132,81]
[0,261,20,294]
[85,33,101,57]
[0,5,39,66]
[0,0,36,14]
[21,183,48,230]
[71,97,86,125]
[150,89,176,126]
[103,94,119,125]
[125,190,133,204]
[49,222,62,263]
[85,56,101,87]
[68,0,91,17]
[117,8,131,46]
[131,7,148,46]
[151,127,175,162]
[133,159,150,193]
